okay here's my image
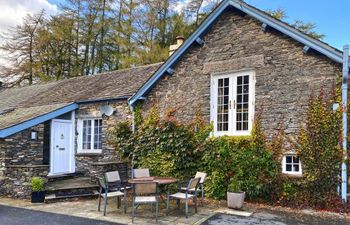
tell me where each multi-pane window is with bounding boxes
[79,118,102,152]
[211,71,255,136]
[282,155,302,175]
[217,78,230,131]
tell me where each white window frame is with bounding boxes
[210,70,255,137]
[77,118,103,154]
[282,155,302,175]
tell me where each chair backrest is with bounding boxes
[195,172,207,184]
[98,177,107,189]
[187,177,201,191]
[133,168,150,178]
[134,182,157,195]
[105,171,121,183]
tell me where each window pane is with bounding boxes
[293,157,299,163]
[242,122,248,130]
[286,165,292,171]
[217,78,229,131]
[286,156,292,163]
[293,164,299,172]
[238,76,242,85]
[244,75,249,84]
[243,94,249,103]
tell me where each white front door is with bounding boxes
[50,119,75,175]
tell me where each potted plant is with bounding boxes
[227,181,245,209]
[30,177,45,203]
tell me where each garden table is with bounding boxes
[128,177,178,185]
[128,177,178,205]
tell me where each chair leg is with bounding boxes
[185,199,188,218]
[195,196,198,213]
[124,195,127,214]
[166,194,170,215]
[177,199,180,208]
[117,196,121,209]
[156,200,158,222]
[98,194,101,211]
[132,197,135,223]
[103,196,108,216]
[201,184,205,207]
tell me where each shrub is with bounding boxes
[296,92,342,208]
[201,117,279,201]
[30,177,45,192]
[110,107,212,180]
[200,136,250,199]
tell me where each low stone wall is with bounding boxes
[1,165,49,199]
[89,161,129,183]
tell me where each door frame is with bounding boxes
[49,112,75,175]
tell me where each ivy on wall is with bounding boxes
[109,91,349,211]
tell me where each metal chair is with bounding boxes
[133,168,150,178]
[167,177,201,218]
[97,176,126,216]
[132,182,159,223]
[105,170,132,193]
[180,172,207,206]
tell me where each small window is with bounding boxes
[78,118,103,153]
[282,155,302,175]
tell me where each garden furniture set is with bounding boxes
[97,168,207,223]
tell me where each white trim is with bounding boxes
[49,116,75,176]
[77,117,103,154]
[210,70,255,137]
[282,155,302,175]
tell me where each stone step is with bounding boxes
[47,172,85,182]
[45,190,99,201]
[46,177,98,192]
[45,176,99,202]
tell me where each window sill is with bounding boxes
[281,173,303,178]
[76,153,103,157]
[213,133,251,137]
[76,150,103,156]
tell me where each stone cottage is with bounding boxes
[0,0,347,198]
[0,63,161,198]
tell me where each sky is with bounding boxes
[0,0,348,51]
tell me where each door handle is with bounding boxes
[230,100,236,109]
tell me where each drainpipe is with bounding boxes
[341,45,349,202]
[129,104,135,179]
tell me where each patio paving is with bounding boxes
[0,197,219,225]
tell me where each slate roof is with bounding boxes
[0,62,162,131]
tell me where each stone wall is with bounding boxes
[74,100,132,175]
[141,11,341,140]
[0,124,45,165]
[1,165,48,198]
[0,124,49,198]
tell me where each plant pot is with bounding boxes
[227,191,245,209]
[31,191,45,203]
